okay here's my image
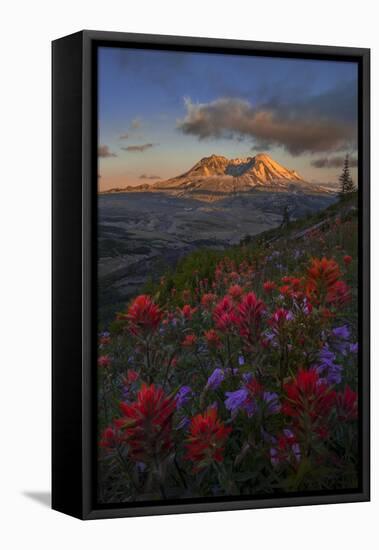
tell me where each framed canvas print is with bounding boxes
[52,31,370,519]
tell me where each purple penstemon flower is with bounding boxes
[242,372,254,384]
[350,342,358,353]
[332,325,351,355]
[206,368,225,390]
[224,388,258,418]
[283,429,301,462]
[319,346,336,367]
[176,386,192,409]
[238,355,245,366]
[136,462,146,473]
[263,391,281,414]
[332,325,350,340]
[315,345,343,385]
[286,311,294,321]
[224,388,249,414]
[263,330,277,348]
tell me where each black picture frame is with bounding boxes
[52,30,370,520]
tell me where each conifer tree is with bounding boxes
[339,154,355,198]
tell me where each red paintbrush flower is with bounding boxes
[98,355,111,368]
[305,257,343,305]
[99,426,119,448]
[99,335,111,346]
[228,284,244,300]
[279,284,292,297]
[213,295,238,332]
[263,280,276,294]
[119,294,162,336]
[237,292,265,342]
[126,369,139,383]
[336,385,358,421]
[343,255,353,266]
[181,333,197,348]
[181,304,197,320]
[204,329,222,349]
[246,377,263,397]
[269,308,292,330]
[114,384,176,462]
[201,292,217,309]
[326,280,351,307]
[282,369,336,437]
[184,408,231,471]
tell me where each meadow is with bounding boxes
[97,194,359,503]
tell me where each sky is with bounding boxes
[98,46,358,191]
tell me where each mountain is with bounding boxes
[100,183,150,194]
[100,153,334,202]
[155,153,303,188]
[152,153,329,201]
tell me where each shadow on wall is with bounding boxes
[22,491,51,508]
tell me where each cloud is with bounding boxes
[98,145,117,158]
[177,93,357,156]
[121,143,156,152]
[119,133,129,140]
[139,174,161,180]
[311,155,358,168]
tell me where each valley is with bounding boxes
[98,186,335,326]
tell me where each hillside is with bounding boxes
[143,194,358,309]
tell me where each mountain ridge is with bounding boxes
[100,153,334,201]
[157,153,304,188]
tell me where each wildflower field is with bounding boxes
[97,196,359,503]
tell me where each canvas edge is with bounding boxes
[52,31,85,519]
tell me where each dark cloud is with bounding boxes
[119,133,129,140]
[177,91,357,156]
[98,145,117,158]
[311,155,358,168]
[250,141,273,152]
[121,143,156,152]
[264,81,358,125]
[139,174,161,179]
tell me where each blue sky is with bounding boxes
[98,46,358,190]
